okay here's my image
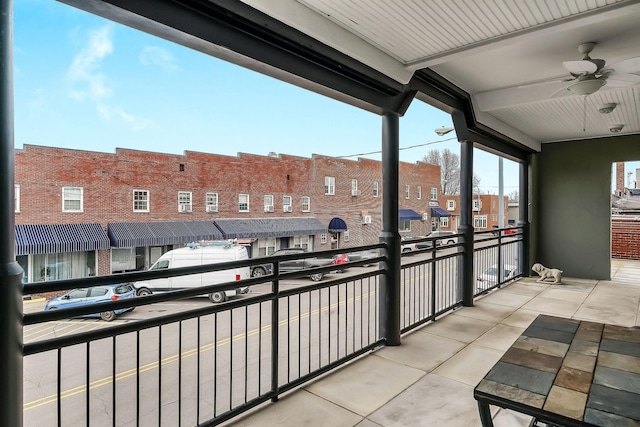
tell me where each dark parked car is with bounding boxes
[44,283,136,322]
[250,248,333,281]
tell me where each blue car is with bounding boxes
[44,283,136,322]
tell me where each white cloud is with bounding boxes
[67,25,114,101]
[97,103,155,132]
[139,46,178,72]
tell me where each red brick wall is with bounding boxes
[15,145,442,248]
[612,218,640,259]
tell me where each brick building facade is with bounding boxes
[15,145,444,283]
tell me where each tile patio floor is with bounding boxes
[229,259,640,426]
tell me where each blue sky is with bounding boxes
[17,1,636,196]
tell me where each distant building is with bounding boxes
[15,145,444,283]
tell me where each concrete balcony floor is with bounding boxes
[230,259,640,427]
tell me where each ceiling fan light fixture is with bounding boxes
[599,103,617,114]
[567,78,606,96]
[610,124,624,133]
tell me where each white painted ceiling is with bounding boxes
[244,0,640,151]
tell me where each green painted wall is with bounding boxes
[535,135,640,280]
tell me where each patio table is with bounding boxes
[474,314,640,426]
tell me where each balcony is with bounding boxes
[231,259,640,426]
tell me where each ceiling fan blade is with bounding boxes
[563,60,597,75]
[549,86,571,98]
[608,56,640,74]
[604,72,640,87]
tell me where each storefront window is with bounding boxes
[31,251,96,282]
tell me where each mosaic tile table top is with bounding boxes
[474,314,640,427]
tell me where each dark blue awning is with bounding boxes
[108,221,223,248]
[328,217,348,232]
[15,223,111,255]
[215,217,327,239]
[398,209,422,221]
[431,207,451,217]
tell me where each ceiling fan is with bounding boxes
[551,42,640,97]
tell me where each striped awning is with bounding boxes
[108,221,224,248]
[15,223,111,255]
[214,217,327,239]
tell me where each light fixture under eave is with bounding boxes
[599,103,617,114]
[610,124,624,133]
[435,126,455,136]
[566,78,606,96]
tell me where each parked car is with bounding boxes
[44,283,136,322]
[346,249,380,266]
[492,226,517,236]
[250,248,333,281]
[330,253,350,273]
[415,231,457,249]
[401,236,424,253]
[476,264,518,289]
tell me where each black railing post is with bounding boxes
[0,1,23,426]
[271,263,280,401]
[519,158,530,277]
[458,137,475,306]
[379,112,401,346]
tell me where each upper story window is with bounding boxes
[239,194,249,212]
[351,179,359,196]
[324,176,335,195]
[405,185,410,199]
[447,200,455,210]
[62,187,83,212]
[431,187,438,200]
[417,186,422,199]
[14,184,19,213]
[283,195,292,212]
[178,191,192,212]
[206,192,218,213]
[373,181,379,197]
[301,196,310,212]
[133,189,149,212]
[264,195,274,212]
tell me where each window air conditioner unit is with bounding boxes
[422,212,429,221]
[352,190,361,196]
[362,215,372,224]
[283,205,293,212]
[265,205,274,212]
[179,205,191,212]
[206,205,216,213]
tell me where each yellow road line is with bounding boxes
[24,288,377,411]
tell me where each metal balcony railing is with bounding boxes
[22,233,521,426]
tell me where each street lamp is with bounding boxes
[435,126,455,136]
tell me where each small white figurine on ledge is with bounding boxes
[531,263,563,284]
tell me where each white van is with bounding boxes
[134,242,251,303]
